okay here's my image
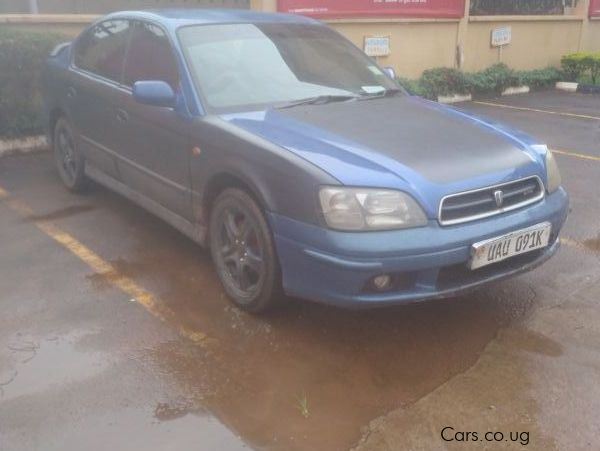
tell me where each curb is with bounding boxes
[438,93,472,104]
[555,81,579,92]
[555,81,600,94]
[0,136,48,158]
[437,85,531,104]
[501,85,530,96]
[577,84,600,94]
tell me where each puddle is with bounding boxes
[501,327,564,357]
[583,234,600,253]
[31,183,543,451]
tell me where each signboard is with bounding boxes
[277,0,466,19]
[591,0,600,17]
[364,36,391,57]
[491,26,511,47]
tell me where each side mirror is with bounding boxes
[383,66,396,80]
[132,80,176,108]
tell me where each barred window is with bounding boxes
[470,0,578,16]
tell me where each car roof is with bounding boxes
[102,8,320,28]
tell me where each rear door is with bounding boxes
[114,20,192,220]
[69,19,131,178]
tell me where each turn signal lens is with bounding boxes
[545,149,562,193]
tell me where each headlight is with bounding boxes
[318,187,427,231]
[545,149,562,193]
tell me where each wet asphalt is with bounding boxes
[0,90,598,451]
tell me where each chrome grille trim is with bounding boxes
[438,176,545,226]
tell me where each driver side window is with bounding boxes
[123,21,179,91]
[74,19,130,82]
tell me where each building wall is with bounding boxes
[0,0,249,14]
[0,0,598,78]
[586,19,600,52]
[329,20,459,78]
[463,17,583,72]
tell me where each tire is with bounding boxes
[53,117,87,192]
[209,188,282,312]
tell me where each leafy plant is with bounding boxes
[514,67,561,89]
[585,53,600,85]
[0,29,66,139]
[561,52,589,82]
[418,67,471,100]
[396,64,565,99]
[396,76,426,97]
[468,63,518,95]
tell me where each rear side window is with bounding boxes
[74,19,130,82]
[123,21,179,90]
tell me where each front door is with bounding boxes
[113,20,192,221]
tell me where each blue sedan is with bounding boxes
[43,9,569,312]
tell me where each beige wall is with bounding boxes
[586,19,600,52]
[463,18,583,72]
[1,0,599,78]
[329,20,459,79]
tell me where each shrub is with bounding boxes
[467,63,518,95]
[560,52,600,83]
[418,67,471,99]
[396,64,565,100]
[514,67,562,89]
[560,52,589,81]
[396,76,426,97]
[0,29,67,139]
[585,53,600,85]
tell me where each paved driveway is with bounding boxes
[0,90,599,451]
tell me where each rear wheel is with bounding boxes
[53,117,87,192]
[209,188,282,312]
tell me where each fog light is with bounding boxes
[372,274,393,291]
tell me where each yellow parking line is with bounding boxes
[561,237,600,257]
[473,101,600,121]
[0,187,211,347]
[550,148,600,162]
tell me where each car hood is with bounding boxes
[221,96,546,217]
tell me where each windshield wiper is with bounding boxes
[358,88,403,101]
[276,94,359,109]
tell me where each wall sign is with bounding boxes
[277,0,465,19]
[591,0,600,17]
[491,26,511,47]
[364,36,391,57]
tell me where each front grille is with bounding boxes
[439,176,544,225]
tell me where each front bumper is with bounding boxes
[269,187,569,307]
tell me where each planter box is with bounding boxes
[0,135,47,157]
[437,93,472,104]
[501,85,530,96]
[555,81,579,92]
[577,84,600,94]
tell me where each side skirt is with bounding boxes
[85,165,207,246]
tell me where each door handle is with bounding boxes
[116,109,129,122]
[66,87,76,98]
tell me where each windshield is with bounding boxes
[177,23,400,113]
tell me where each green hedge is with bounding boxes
[399,63,561,100]
[0,29,67,139]
[561,52,600,84]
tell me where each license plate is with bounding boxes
[469,222,552,270]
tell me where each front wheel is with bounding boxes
[53,117,87,192]
[209,188,282,312]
